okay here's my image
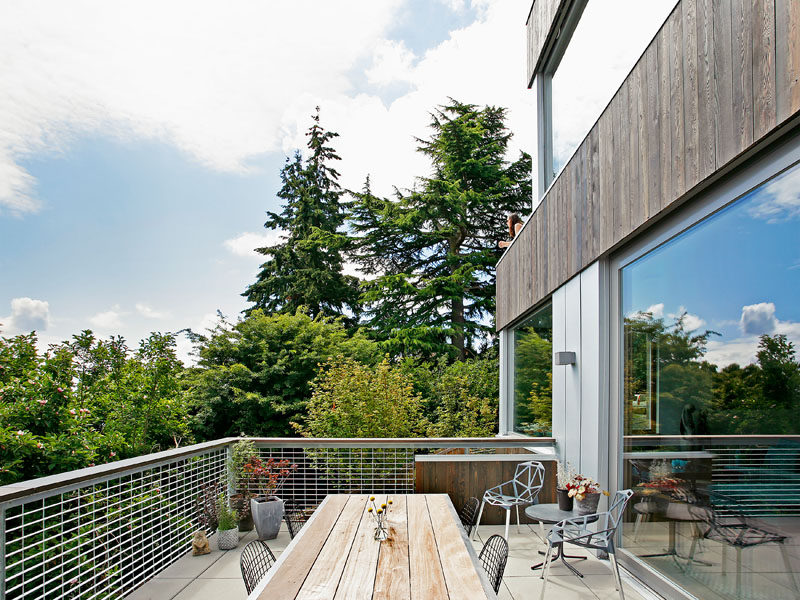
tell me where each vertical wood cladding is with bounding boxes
[500,0,800,330]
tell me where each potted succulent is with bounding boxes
[243,456,297,540]
[566,474,609,515]
[556,460,576,511]
[216,494,240,550]
[228,439,258,532]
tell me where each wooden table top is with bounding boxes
[249,494,497,600]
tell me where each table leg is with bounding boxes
[531,543,588,576]
[640,520,712,567]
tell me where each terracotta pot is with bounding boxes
[557,488,574,511]
[575,492,601,516]
[216,527,239,550]
[251,496,284,540]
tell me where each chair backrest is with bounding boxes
[459,497,480,537]
[240,540,276,594]
[283,501,307,539]
[478,534,509,594]
[512,461,546,503]
[607,489,634,530]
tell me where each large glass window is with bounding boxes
[513,303,552,436]
[620,162,800,599]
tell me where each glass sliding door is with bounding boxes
[619,161,800,600]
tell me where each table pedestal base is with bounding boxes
[531,543,588,578]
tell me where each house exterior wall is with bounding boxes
[498,0,800,331]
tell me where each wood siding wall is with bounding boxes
[526,0,570,82]
[499,0,800,331]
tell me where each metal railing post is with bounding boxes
[1,504,6,600]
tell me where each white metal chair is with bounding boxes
[539,489,634,600]
[472,460,545,541]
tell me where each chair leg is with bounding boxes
[504,507,511,541]
[735,547,742,599]
[538,544,554,600]
[516,504,521,533]
[721,544,727,575]
[472,501,485,541]
[779,542,799,594]
[609,550,626,600]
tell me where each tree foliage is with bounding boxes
[244,108,360,322]
[0,331,189,485]
[349,99,531,358]
[184,310,379,439]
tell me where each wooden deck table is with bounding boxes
[248,493,497,600]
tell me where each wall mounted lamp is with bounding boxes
[554,351,576,366]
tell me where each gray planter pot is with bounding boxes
[575,493,601,516]
[216,527,239,550]
[251,496,284,540]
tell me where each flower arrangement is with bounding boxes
[557,460,577,490]
[240,457,297,500]
[565,474,610,501]
[367,496,393,541]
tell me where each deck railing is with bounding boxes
[0,436,552,600]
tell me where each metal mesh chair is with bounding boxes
[478,534,509,594]
[688,491,799,597]
[459,496,480,537]
[539,489,634,600]
[283,500,308,539]
[473,460,545,541]
[240,539,277,594]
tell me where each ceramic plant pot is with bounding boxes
[251,496,284,540]
[216,527,239,550]
[557,488,574,511]
[575,492,601,516]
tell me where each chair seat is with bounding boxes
[483,490,529,507]
[705,524,787,547]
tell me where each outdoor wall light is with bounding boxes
[554,351,576,366]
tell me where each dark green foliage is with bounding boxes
[184,310,379,439]
[0,330,189,485]
[244,108,360,322]
[349,99,531,358]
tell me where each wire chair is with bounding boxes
[283,500,308,539]
[472,460,546,541]
[459,496,481,537]
[240,539,277,595]
[478,534,509,594]
[688,491,800,598]
[539,489,634,600]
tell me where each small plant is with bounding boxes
[565,474,610,501]
[241,457,297,499]
[367,496,393,541]
[556,460,576,489]
[217,494,238,531]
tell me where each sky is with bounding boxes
[624,163,800,368]
[0,0,677,364]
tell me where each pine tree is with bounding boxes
[349,99,531,359]
[244,108,360,321]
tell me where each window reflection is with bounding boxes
[513,303,552,436]
[621,162,800,600]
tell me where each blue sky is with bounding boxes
[0,0,676,362]
[624,163,800,367]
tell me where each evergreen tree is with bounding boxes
[244,108,360,321]
[349,99,531,358]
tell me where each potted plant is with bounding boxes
[228,439,258,532]
[556,460,576,511]
[216,493,240,550]
[566,474,609,515]
[243,456,297,540]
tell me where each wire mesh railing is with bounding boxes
[0,437,550,599]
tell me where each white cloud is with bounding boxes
[668,306,705,332]
[224,230,284,258]
[748,166,800,223]
[740,302,777,336]
[0,297,51,334]
[135,303,169,319]
[89,306,125,330]
[0,0,538,215]
[645,303,664,319]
